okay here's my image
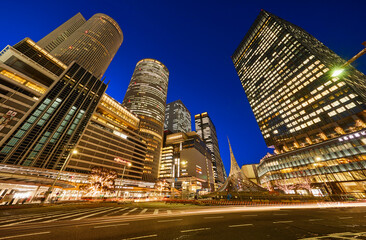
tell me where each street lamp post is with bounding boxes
[114,157,131,199]
[332,41,366,77]
[44,149,78,203]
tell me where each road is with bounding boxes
[0,202,366,239]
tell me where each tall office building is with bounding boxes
[159,131,215,192]
[0,13,123,196]
[123,59,169,182]
[164,100,191,133]
[37,13,86,53]
[0,63,107,170]
[233,10,366,197]
[38,13,123,78]
[195,112,226,186]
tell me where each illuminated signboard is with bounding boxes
[114,157,130,165]
[0,110,17,131]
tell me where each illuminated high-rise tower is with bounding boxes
[37,13,86,53]
[0,12,122,172]
[123,59,169,182]
[38,13,123,78]
[195,112,226,186]
[164,100,191,133]
[233,10,366,197]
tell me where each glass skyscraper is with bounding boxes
[233,10,366,198]
[195,112,226,186]
[0,12,123,173]
[123,59,169,182]
[38,13,123,78]
[164,99,191,133]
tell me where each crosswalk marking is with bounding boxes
[0,209,100,227]
[44,207,112,223]
[139,209,148,214]
[0,210,66,224]
[123,208,137,216]
[0,208,111,227]
[106,207,129,216]
[73,207,122,221]
[0,206,181,225]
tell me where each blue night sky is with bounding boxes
[2,0,365,174]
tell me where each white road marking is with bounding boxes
[180,228,210,233]
[167,210,172,214]
[229,224,253,228]
[106,207,129,216]
[139,209,148,214]
[122,234,157,240]
[157,219,182,223]
[123,208,138,216]
[273,220,293,224]
[308,219,323,221]
[44,207,111,223]
[0,231,50,239]
[242,214,258,217]
[73,207,121,220]
[204,216,224,219]
[338,217,353,219]
[93,223,130,228]
[0,209,100,227]
[153,209,159,215]
[0,211,66,224]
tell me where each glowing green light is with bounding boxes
[331,69,344,77]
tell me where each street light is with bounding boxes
[114,157,132,198]
[44,149,78,202]
[331,41,366,77]
[331,69,344,77]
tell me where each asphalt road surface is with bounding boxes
[0,202,366,240]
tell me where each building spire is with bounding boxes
[227,137,242,177]
[217,138,267,193]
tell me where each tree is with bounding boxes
[82,167,117,195]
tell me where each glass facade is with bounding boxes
[122,59,169,182]
[232,10,366,198]
[41,13,123,78]
[159,132,215,191]
[67,94,147,181]
[0,63,106,170]
[164,99,191,133]
[195,112,226,186]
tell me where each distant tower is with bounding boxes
[123,59,169,182]
[195,112,227,186]
[38,13,123,77]
[164,100,191,133]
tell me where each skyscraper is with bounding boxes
[0,13,122,174]
[38,13,123,78]
[164,100,191,133]
[195,112,226,186]
[37,13,86,53]
[123,59,169,182]
[0,63,107,170]
[233,10,366,198]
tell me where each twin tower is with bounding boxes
[1,12,169,181]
